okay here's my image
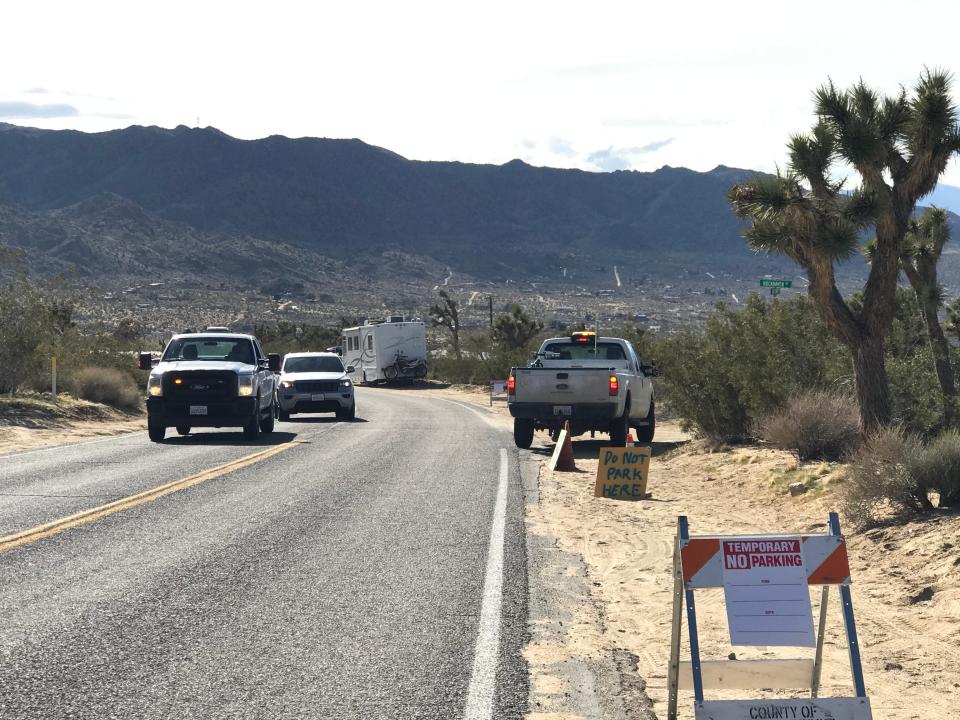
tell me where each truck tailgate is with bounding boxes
[512,367,612,405]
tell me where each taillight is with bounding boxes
[609,375,619,396]
[508,375,516,395]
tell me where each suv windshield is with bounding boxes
[162,337,256,364]
[283,356,344,373]
[542,342,626,361]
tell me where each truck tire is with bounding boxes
[514,418,535,449]
[176,426,191,436]
[259,405,275,434]
[609,406,629,447]
[243,407,261,439]
[148,420,166,443]
[635,402,656,443]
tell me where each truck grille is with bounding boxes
[293,380,341,393]
[165,371,237,399]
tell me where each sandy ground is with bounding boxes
[416,384,960,720]
[0,396,144,456]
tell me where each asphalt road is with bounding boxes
[0,388,528,719]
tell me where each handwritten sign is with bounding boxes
[721,537,815,647]
[594,446,651,500]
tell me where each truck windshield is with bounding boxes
[162,338,255,364]
[283,356,344,373]
[542,342,626,361]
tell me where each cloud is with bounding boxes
[553,63,641,78]
[587,138,674,171]
[638,137,673,153]
[0,101,79,119]
[23,87,49,94]
[548,137,576,158]
[602,116,731,128]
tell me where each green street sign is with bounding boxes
[760,279,792,288]
[770,287,781,296]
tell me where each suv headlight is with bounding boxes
[147,374,163,397]
[340,379,352,388]
[238,375,255,397]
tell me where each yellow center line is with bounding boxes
[0,441,301,554]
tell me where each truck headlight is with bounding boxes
[279,380,294,389]
[147,374,163,397]
[238,375,255,397]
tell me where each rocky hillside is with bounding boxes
[0,122,956,291]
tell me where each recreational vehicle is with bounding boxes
[341,318,428,384]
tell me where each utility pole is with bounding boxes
[488,295,494,329]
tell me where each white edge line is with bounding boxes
[464,448,509,720]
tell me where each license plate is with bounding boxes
[553,405,572,416]
[189,405,208,416]
[311,394,325,401]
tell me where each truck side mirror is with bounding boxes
[268,353,282,372]
[138,352,154,371]
[641,364,657,377]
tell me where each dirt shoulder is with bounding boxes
[0,394,144,456]
[532,432,960,720]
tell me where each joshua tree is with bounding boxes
[492,304,544,350]
[730,70,960,429]
[429,289,461,359]
[896,207,956,423]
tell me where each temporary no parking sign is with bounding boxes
[721,537,815,647]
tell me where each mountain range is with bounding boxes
[0,122,957,294]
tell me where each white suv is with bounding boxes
[276,352,356,421]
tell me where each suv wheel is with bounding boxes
[336,402,356,421]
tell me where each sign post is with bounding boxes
[51,355,57,400]
[667,512,871,720]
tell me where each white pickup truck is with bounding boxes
[507,332,655,449]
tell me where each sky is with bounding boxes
[3,0,960,186]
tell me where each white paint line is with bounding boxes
[434,397,503,431]
[464,448,509,720]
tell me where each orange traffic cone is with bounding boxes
[626,429,636,446]
[550,420,577,471]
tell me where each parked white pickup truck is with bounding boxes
[507,332,655,449]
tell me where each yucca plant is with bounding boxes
[730,70,960,430]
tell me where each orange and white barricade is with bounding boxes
[667,512,872,720]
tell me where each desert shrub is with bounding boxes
[886,347,944,438]
[909,429,960,508]
[652,296,849,441]
[758,390,859,461]
[842,427,929,528]
[73,367,142,411]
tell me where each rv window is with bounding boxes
[366,335,373,351]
